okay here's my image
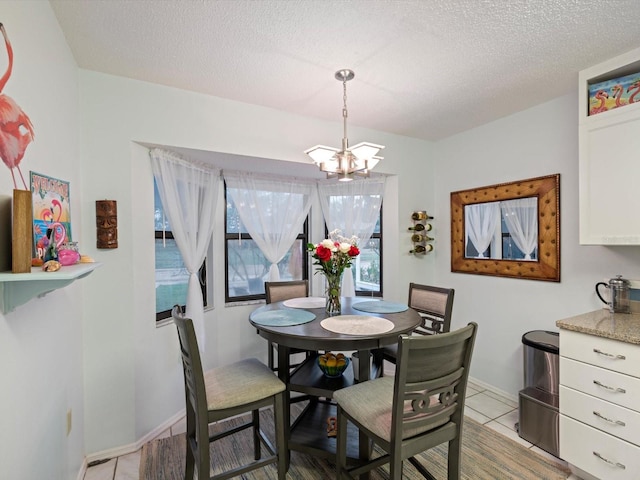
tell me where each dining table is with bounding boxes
[249,296,422,475]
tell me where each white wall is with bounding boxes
[0,3,84,480]
[433,92,640,396]
[8,3,638,475]
[78,71,435,453]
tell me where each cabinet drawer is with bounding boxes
[560,385,640,446]
[560,357,640,411]
[560,330,640,378]
[560,415,640,480]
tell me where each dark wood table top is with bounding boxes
[250,296,422,352]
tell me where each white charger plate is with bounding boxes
[282,297,326,309]
[320,315,394,335]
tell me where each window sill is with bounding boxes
[156,304,215,328]
[224,299,264,308]
[156,317,174,328]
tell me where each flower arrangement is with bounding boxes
[307,230,359,314]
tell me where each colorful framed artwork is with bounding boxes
[30,172,72,259]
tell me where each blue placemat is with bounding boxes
[352,300,409,314]
[250,307,316,326]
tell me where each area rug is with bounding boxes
[140,408,570,479]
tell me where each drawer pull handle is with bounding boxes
[593,348,626,360]
[593,451,626,470]
[593,380,626,393]
[593,410,626,426]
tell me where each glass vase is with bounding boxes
[325,273,342,315]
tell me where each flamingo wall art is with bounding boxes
[0,23,35,191]
[31,172,71,260]
[588,71,640,116]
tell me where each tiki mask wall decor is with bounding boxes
[96,200,117,249]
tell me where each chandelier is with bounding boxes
[305,69,384,182]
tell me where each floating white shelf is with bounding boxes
[0,262,101,314]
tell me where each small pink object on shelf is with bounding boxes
[58,249,80,266]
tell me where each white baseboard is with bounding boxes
[84,408,186,464]
[75,459,87,480]
[134,409,186,450]
[468,375,519,404]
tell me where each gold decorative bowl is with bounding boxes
[317,352,349,378]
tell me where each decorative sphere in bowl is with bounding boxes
[317,352,349,378]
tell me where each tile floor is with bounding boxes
[84,380,581,480]
[83,415,186,480]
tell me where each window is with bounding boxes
[319,178,385,297]
[225,185,309,302]
[154,181,207,321]
[463,198,538,261]
[355,207,382,296]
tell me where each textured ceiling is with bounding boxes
[50,0,640,141]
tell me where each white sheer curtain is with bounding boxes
[150,148,220,350]
[317,176,385,296]
[465,202,501,258]
[500,198,538,260]
[223,171,314,282]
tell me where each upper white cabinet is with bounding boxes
[579,47,640,245]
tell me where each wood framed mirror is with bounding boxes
[450,174,560,282]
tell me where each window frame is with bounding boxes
[154,182,207,323]
[359,205,383,297]
[224,183,309,303]
[324,202,383,297]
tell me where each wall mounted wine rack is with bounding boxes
[409,211,434,255]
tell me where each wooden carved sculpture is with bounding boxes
[96,200,117,249]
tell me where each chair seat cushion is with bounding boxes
[204,358,285,410]
[334,377,451,442]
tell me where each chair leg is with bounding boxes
[195,417,210,480]
[184,435,195,480]
[268,342,276,371]
[252,409,261,460]
[185,406,196,480]
[274,392,287,480]
[389,458,403,480]
[448,437,462,480]
[335,406,347,480]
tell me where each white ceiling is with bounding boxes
[50,0,640,142]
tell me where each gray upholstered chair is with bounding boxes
[381,283,455,367]
[334,322,478,480]
[172,306,287,480]
[264,280,311,371]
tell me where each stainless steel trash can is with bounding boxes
[517,330,560,457]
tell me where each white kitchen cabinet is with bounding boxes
[579,47,640,245]
[559,329,640,479]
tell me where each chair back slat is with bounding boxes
[407,283,454,334]
[265,280,308,304]
[392,323,477,441]
[172,306,208,426]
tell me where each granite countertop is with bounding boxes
[556,309,640,345]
